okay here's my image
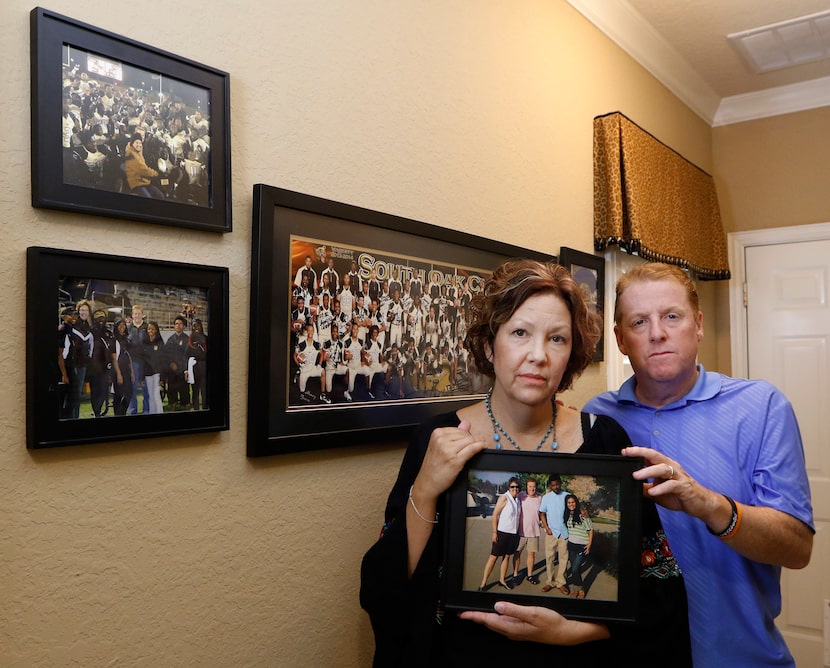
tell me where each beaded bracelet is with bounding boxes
[707,494,743,540]
[408,485,439,524]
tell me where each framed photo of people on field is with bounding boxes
[443,451,642,623]
[30,7,231,232]
[26,246,229,449]
[247,185,553,456]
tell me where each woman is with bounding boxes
[563,494,593,599]
[67,299,94,419]
[111,318,134,416]
[76,299,94,329]
[187,318,208,410]
[360,259,691,666]
[124,133,163,199]
[478,477,521,591]
[142,321,166,414]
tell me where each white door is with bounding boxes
[744,238,830,667]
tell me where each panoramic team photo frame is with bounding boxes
[30,7,232,232]
[247,184,552,457]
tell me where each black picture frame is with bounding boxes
[443,450,642,623]
[247,184,553,457]
[30,7,232,232]
[559,247,605,361]
[26,246,230,449]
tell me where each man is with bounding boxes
[342,322,365,402]
[331,298,350,341]
[320,256,339,294]
[315,293,335,349]
[346,261,360,294]
[292,273,313,309]
[585,262,814,667]
[165,315,191,410]
[352,294,371,343]
[57,306,78,419]
[89,309,115,417]
[321,322,349,402]
[367,268,381,304]
[538,474,569,595]
[407,296,424,349]
[293,255,317,291]
[362,325,386,400]
[383,342,406,399]
[294,323,329,404]
[337,274,355,321]
[513,478,542,585]
[386,289,405,349]
[421,341,440,394]
[367,298,387,351]
[291,295,311,347]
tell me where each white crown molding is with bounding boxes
[713,76,830,126]
[567,0,830,127]
[566,0,720,124]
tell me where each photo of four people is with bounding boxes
[464,471,623,602]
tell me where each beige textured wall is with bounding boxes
[2,1,714,665]
[713,106,830,233]
[710,106,830,374]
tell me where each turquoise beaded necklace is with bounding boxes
[484,387,558,451]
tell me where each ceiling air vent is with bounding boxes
[728,9,830,73]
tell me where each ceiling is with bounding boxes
[567,0,830,126]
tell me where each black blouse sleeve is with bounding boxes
[359,412,459,667]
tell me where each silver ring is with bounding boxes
[667,465,675,479]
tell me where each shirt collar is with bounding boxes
[618,364,721,409]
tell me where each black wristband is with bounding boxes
[707,494,738,537]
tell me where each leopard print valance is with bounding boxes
[593,112,730,280]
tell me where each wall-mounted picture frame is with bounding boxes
[26,246,230,449]
[247,184,553,457]
[443,450,642,623]
[30,7,232,232]
[559,247,605,361]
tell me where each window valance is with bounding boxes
[593,112,730,280]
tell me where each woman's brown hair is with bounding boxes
[465,258,601,393]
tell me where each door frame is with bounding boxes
[728,221,830,376]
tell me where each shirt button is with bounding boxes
[652,430,660,436]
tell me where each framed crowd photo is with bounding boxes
[30,7,232,232]
[247,184,553,457]
[559,247,605,361]
[443,450,642,624]
[26,246,230,449]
